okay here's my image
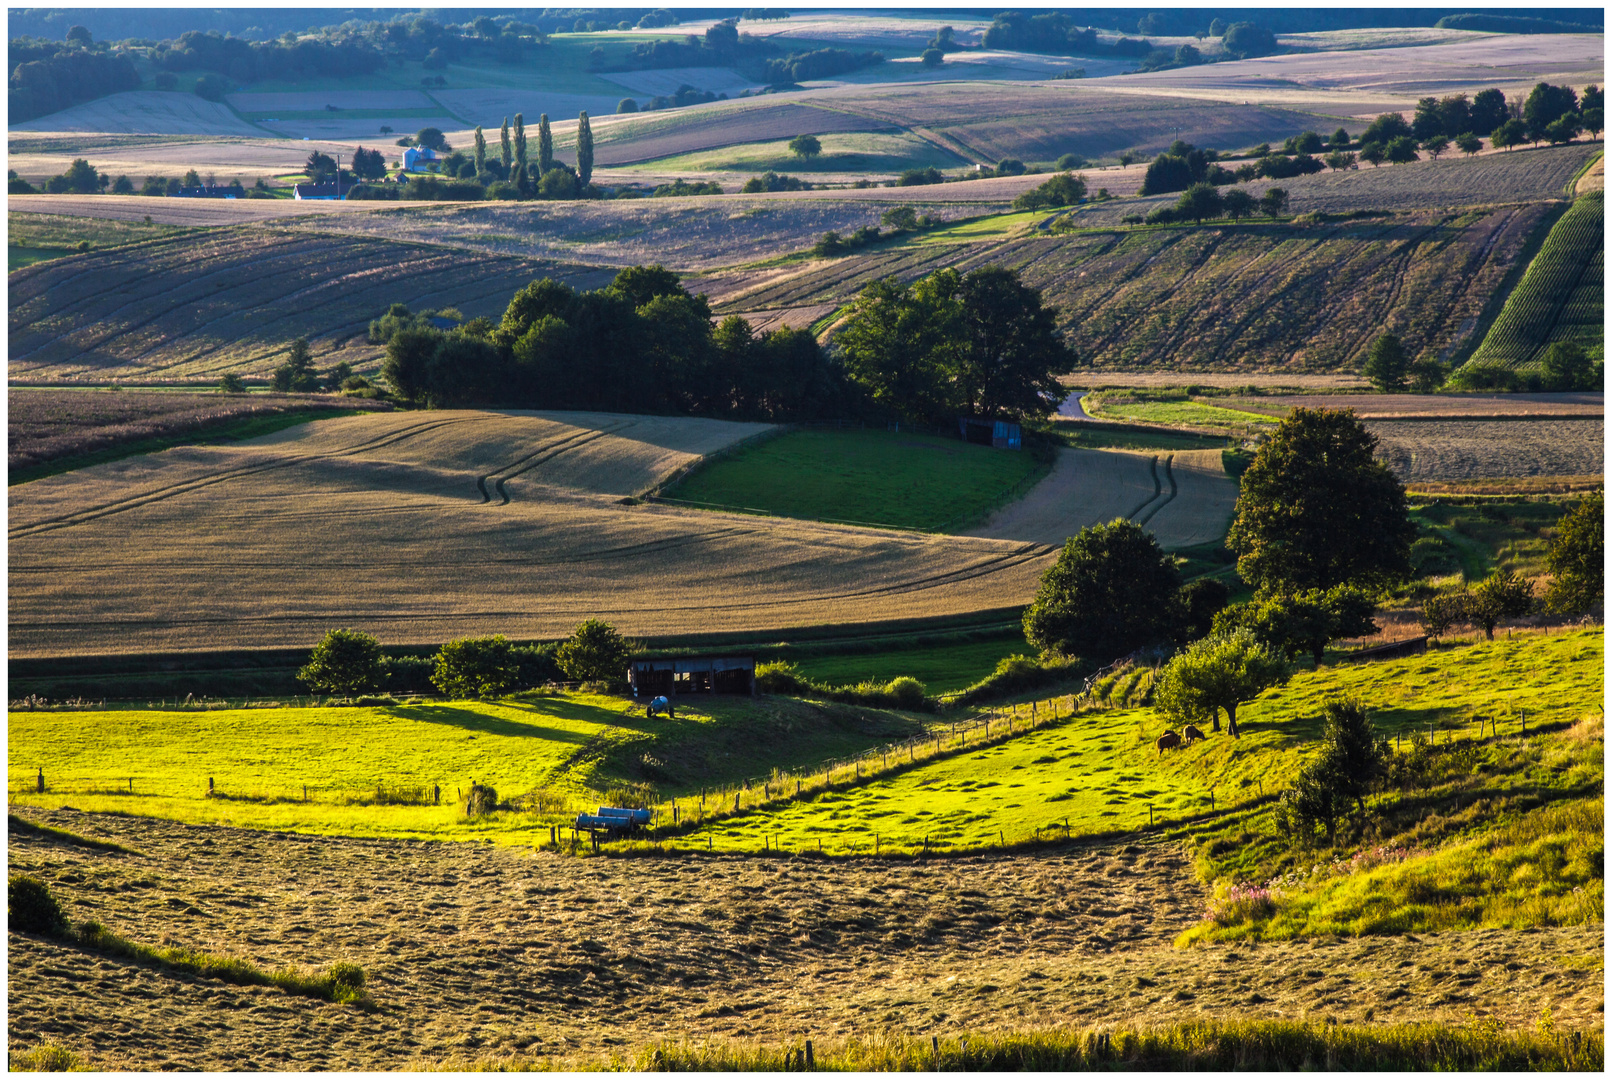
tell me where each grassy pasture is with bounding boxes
[1084,392,1278,431]
[664,629,1600,856]
[7,246,75,270]
[5,691,935,842]
[9,210,199,251]
[663,427,1043,532]
[618,132,960,176]
[784,637,1033,694]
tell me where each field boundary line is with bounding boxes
[636,423,789,501]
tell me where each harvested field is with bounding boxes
[295,197,980,271]
[585,99,898,166]
[597,66,758,99]
[1226,392,1604,419]
[8,228,614,383]
[9,91,269,136]
[11,810,1599,1071]
[1466,190,1603,371]
[6,135,382,187]
[967,447,1235,550]
[1094,33,1605,102]
[715,205,1549,372]
[6,194,418,227]
[1367,418,1604,482]
[8,388,388,476]
[1062,372,1370,391]
[7,410,1052,658]
[227,90,438,113]
[9,211,197,252]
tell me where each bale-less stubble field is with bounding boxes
[1365,418,1604,482]
[7,411,1053,658]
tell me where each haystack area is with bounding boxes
[7,809,1601,1071]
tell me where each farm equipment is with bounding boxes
[574,805,652,839]
[646,695,675,718]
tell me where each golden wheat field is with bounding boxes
[8,411,1057,658]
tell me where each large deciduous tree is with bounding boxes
[555,619,634,682]
[1023,519,1183,662]
[1544,491,1603,614]
[1227,407,1416,593]
[297,628,385,695]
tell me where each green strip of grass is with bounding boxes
[783,638,1034,694]
[8,246,76,271]
[448,1019,1603,1071]
[663,427,1044,532]
[10,408,367,486]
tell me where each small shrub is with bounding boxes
[885,676,927,709]
[9,874,68,935]
[755,660,811,694]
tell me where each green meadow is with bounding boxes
[7,691,935,843]
[1085,395,1278,430]
[664,427,1043,531]
[784,637,1034,694]
[665,629,1602,855]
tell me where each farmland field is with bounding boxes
[1224,391,1604,419]
[8,227,615,383]
[7,193,423,226]
[1466,190,1604,371]
[9,90,269,136]
[1367,418,1604,481]
[710,204,1551,372]
[662,428,1041,531]
[8,388,389,481]
[8,410,1054,658]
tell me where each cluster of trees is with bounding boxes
[152,28,386,83]
[349,112,602,202]
[297,620,635,699]
[838,265,1075,425]
[755,46,884,86]
[1130,183,1286,227]
[379,266,850,420]
[811,207,939,255]
[1024,409,1424,741]
[1012,171,1087,210]
[617,83,722,114]
[9,30,140,122]
[267,338,365,394]
[980,11,1275,61]
[1367,334,1598,395]
[740,171,812,193]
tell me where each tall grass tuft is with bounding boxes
[429,1019,1603,1072]
[7,1040,83,1072]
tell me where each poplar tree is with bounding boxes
[513,112,527,171]
[473,126,487,175]
[576,111,594,184]
[499,117,512,171]
[538,113,554,173]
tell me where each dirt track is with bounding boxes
[7,810,1601,1070]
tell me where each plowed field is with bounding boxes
[8,411,1053,658]
[8,228,614,383]
[712,205,1548,372]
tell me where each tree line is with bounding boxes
[9,30,140,123]
[369,262,1075,428]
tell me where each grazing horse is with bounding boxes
[1183,724,1206,745]
[1155,729,1183,756]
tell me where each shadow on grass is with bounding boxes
[388,705,592,744]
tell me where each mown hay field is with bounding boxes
[8,410,1052,658]
[1367,418,1604,481]
[8,227,615,383]
[714,205,1548,372]
[1225,392,1603,419]
[964,447,1237,551]
[7,134,403,187]
[14,808,1599,1072]
[1466,190,1604,372]
[9,90,268,136]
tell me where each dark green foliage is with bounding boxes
[414,126,450,152]
[741,171,812,193]
[1523,82,1580,139]
[838,265,1075,425]
[1222,22,1276,58]
[9,874,68,935]
[1013,171,1086,210]
[897,167,944,187]
[1174,182,1223,223]
[576,111,593,185]
[1139,153,1194,196]
[754,661,938,712]
[463,783,500,815]
[1361,112,1413,146]
[1258,187,1288,217]
[1544,491,1603,614]
[8,42,140,123]
[1177,577,1231,642]
[1542,342,1599,391]
[879,205,935,232]
[1023,519,1182,662]
[1277,699,1388,845]
[554,619,633,683]
[1212,586,1379,665]
[431,636,519,699]
[269,338,319,393]
[921,47,943,67]
[1228,408,1415,593]
[788,133,821,157]
[651,178,721,197]
[1362,332,1408,392]
[297,628,385,696]
[1385,136,1420,164]
[218,373,247,393]
[1467,567,1535,640]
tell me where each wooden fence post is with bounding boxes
[208,776,214,795]
[36,768,44,793]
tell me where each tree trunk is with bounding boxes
[1210,710,1222,733]
[1227,704,1239,738]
